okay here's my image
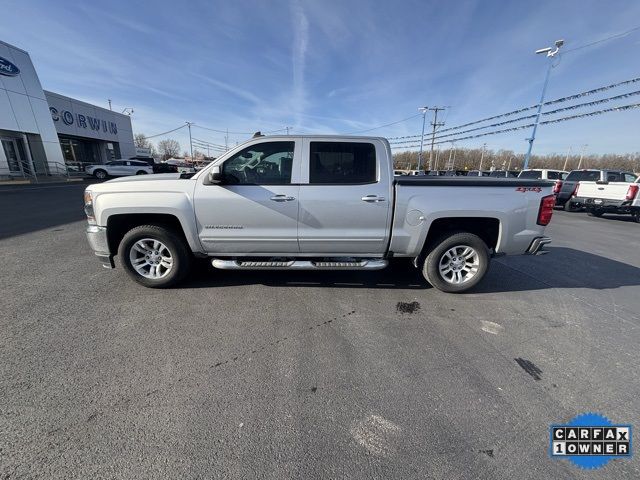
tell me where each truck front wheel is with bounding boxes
[119,225,192,288]
[422,231,490,293]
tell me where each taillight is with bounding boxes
[553,180,563,194]
[537,194,555,226]
[572,183,580,196]
[626,184,639,201]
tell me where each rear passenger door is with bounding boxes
[297,139,392,255]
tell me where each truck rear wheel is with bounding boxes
[422,231,489,293]
[119,225,192,288]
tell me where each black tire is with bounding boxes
[94,169,107,179]
[119,224,192,288]
[563,201,578,212]
[136,170,148,175]
[587,208,603,217]
[632,211,640,223]
[422,231,490,293]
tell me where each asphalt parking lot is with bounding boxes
[1,183,639,479]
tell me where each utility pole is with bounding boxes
[108,99,112,111]
[285,126,291,135]
[186,122,194,162]
[562,146,572,171]
[577,144,588,169]
[225,128,229,151]
[479,143,487,171]
[417,106,428,171]
[524,39,564,170]
[428,107,446,171]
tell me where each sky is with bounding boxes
[2,0,640,155]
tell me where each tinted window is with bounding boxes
[309,142,376,184]
[546,171,562,180]
[222,141,294,185]
[565,170,600,181]
[518,170,542,179]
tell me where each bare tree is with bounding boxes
[134,133,150,148]
[133,133,157,157]
[157,139,181,160]
[394,148,640,173]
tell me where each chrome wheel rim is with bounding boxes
[129,238,173,279]
[438,245,480,285]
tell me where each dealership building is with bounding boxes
[0,40,135,178]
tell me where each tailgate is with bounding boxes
[578,181,630,201]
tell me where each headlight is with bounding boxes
[84,190,96,224]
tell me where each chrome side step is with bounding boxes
[211,259,388,270]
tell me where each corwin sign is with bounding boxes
[49,107,118,136]
[0,56,20,76]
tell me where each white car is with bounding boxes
[86,160,154,179]
[518,169,568,181]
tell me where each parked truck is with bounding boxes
[84,136,555,293]
[574,174,639,222]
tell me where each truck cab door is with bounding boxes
[193,139,301,254]
[297,139,392,255]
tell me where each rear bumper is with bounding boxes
[86,225,114,269]
[526,236,551,255]
[580,197,636,212]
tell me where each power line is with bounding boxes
[389,102,640,149]
[145,124,187,138]
[343,114,422,135]
[388,76,640,140]
[563,25,640,53]
[390,89,640,145]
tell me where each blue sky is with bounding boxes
[3,0,640,155]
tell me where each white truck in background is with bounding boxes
[574,173,640,222]
[84,135,556,293]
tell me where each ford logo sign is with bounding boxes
[0,56,20,77]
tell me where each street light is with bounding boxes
[417,106,428,171]
[523,39,564,170]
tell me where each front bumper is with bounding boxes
[86,225,114,268]
[526,236,551,255]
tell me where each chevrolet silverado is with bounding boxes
[84,136,555,292]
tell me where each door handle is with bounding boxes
[361,195,386,202]
[270,195,296,202]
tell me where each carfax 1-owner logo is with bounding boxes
[550,413,632,469]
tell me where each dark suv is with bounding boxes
[131,156,178,174]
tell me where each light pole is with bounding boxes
[479,143,487,171]
[577,144,588,169]
[417,106,428,171]
[523,39,564,170]
[562,146,572,171]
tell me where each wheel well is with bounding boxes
[106,214,187,255]
[422,217,500,256]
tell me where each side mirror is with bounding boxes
[205,165,223,185]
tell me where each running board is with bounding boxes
[211,259,388,270]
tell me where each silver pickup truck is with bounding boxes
[84,136,554,292]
